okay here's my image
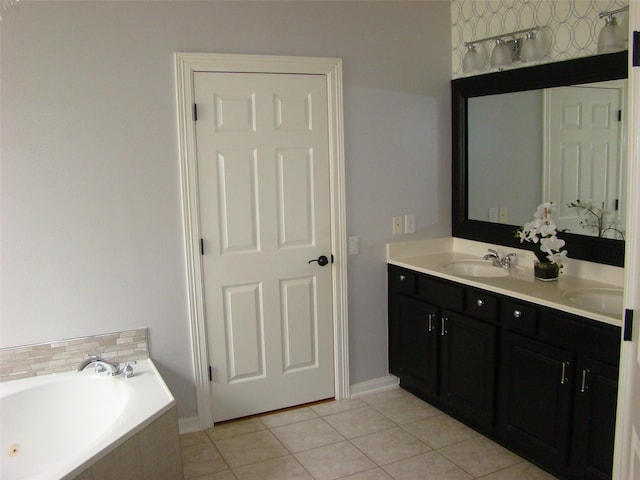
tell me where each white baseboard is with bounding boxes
[350,374,399,398]
[178,415,201,435]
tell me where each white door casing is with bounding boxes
[195,72,334,422]
[175,53,349,429]
[543,83,626,238]
[613,4,640,478]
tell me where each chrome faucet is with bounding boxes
[500,253,518,269]
[77,354,121,376]
[482,249,517,269]
[482,249,500,265]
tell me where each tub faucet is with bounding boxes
[77,355,120,376]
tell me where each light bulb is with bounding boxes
[520,31,539,62]
[490,39,512,68]
[598,15,625,53]
[462,44,487,73]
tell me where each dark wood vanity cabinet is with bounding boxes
[388,264,621,480]
[388,266,497,430]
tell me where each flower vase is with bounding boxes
[534,260,559,282]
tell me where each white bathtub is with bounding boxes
[0,359,175,480]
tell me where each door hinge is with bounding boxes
[200,238,204,256]
[633,31,639,67]
[624,309,634,341]
[208,365,213,382]
[617,110,622,122]
[615,199,619,211]
[193,104,198,122]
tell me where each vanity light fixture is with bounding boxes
[597,6,629,54]
[462,26,549,73]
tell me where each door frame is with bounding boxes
[174,53,349,429]
[613,3,640,477]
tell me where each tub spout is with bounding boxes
[77,355,120,376]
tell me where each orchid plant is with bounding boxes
[516,202,568,267]
[567,200,625,240]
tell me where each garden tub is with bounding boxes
[0,359,176,479]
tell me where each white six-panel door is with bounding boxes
[544,84,625,237]
[194,72,335,422]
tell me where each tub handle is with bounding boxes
[120,361,137,378]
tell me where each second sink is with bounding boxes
[564,288,623,317]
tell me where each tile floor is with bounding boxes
[180,387,559,480]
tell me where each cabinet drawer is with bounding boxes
[539,312,588,351]
[501,299,538,336]
[389,267,416,296]
[465,289,498,322]
[417,275,464,311]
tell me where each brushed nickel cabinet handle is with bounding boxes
[476,299,485,307]
[560,362,570,385]
[513,310,522,318]
[580,369,590,393]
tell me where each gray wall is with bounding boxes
[0,1,452,419]
[468,90,543,226]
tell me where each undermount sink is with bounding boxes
[440,260,511,278]
[564,288,624,317]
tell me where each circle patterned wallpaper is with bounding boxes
[451,0,629,78]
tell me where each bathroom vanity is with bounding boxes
[387,239,623,480]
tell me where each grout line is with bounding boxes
[180,391,552,480]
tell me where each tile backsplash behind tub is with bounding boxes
[0,328,148,382]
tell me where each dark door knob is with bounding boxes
[308,255,329,266]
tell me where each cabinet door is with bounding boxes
[440,309,496,427]
[388,267,416,376]
[570,359,618,480]
[397,296,439,398]
[501,332,574,468]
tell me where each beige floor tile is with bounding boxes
[206,418,266,441]
[383,451,473,480]
[350,426,431,465]
[339,467,394,479]
[182,442,224,464]
[402,413,480,449]
[260,406,319,428]
[214,430,288,467]
[477,461,559,479]
[323,406,396,438]
[270,418,344,452]
[233,455,313,480]
[438,436,523,477]
[373,396,442,425]
[191,471,237,480]
[294,441,376,480]
[311,398,367,416]
[182,442,229,479]
[358,387,414,406]
[181,431,213,448]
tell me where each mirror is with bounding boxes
[452,51,627,267]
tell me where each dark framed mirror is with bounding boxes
[452,51,627,267]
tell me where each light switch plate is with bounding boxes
[348,236,359,255]
[404,214,416,234]
[499,207,508,223]
[393,216,403,235]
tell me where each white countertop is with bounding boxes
[387,238,624,328]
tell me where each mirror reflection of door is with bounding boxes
[543,82,626,239]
